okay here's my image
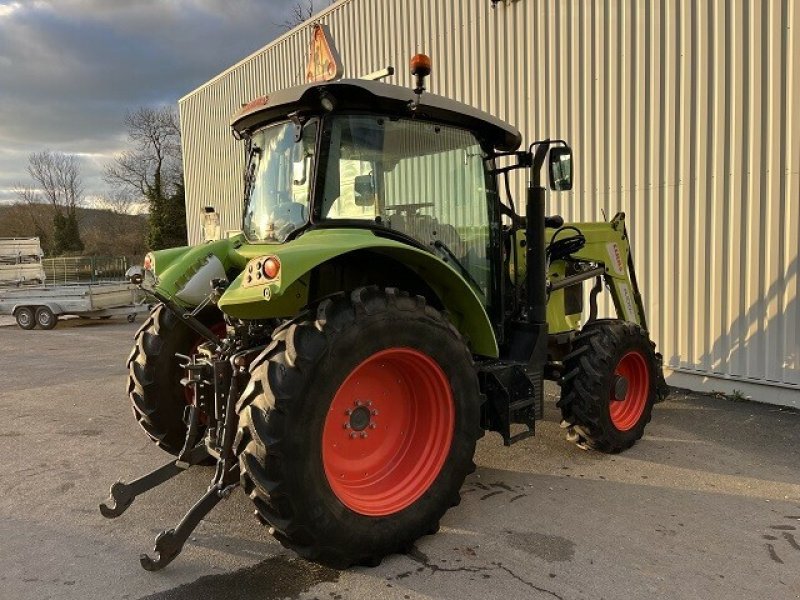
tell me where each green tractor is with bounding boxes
[102,56,667,571]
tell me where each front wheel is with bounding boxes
[558,320,658,453]
[236,287,481,568]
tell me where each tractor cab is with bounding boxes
[230,77,524,302]
[226,76,574,353]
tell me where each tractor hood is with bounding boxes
[143,236,249,304]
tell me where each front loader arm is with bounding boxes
[551,213,649,331]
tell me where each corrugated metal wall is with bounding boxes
[179,0,799,404]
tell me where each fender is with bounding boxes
[12,302,62,316]
[218,228,499,357]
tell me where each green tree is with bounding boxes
[52,211,84,254]
[104,106,187,250]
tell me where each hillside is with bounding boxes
[0,203,147,259]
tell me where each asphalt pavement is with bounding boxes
[1,316,798,600]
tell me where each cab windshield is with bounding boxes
[243,120,317,243]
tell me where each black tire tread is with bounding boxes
[127,304,220,455]
[235,286,480,569]
[558,319,657,453]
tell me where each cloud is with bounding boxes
[0,0,291,205]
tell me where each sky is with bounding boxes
[0,0,295,206]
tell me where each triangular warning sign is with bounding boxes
[305,23,344,83]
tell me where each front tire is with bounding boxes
[236,287,481,568]
[558,319,658,453]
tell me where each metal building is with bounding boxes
[178,0,800,407]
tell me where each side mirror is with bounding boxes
[354,173,376,206]
[548,146,573,191]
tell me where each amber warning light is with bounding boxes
[410,53,432,96]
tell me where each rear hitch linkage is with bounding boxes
[100,306,259,570]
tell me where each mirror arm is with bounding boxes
[529,141,551,187]
[487,150,531,176]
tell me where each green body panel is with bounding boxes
[149,216,639,352]
[152,228,499,357]
[512,215,644,333]
[150,235,246,301]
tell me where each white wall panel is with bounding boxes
[179,0,799,404]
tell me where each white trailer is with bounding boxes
[0,283,148,330]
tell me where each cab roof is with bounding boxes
[230,79,522,152]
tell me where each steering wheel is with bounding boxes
[384,202,434,217]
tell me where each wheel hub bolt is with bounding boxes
[360,432,368,439]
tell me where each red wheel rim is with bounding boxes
[322,347,455,517]
[609,350,650,431]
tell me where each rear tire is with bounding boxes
[15,307,35,330]
[236,287,481,568]
[127,303,222,456]
[35,306,57,330]
[558,319,657,453]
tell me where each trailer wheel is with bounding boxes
[15,307,35,330]
[236,287,481,568]
[127,303,223,456]
[35,306,57,330]
[558,319,658,453]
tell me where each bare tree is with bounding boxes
[105,106,186,249]
[95,190,141,216]
[105,106,182,200]
[14,150,85,254]
[15,150,84,213]
[277,1,332,31]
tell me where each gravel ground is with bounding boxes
[1,317,798,600]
